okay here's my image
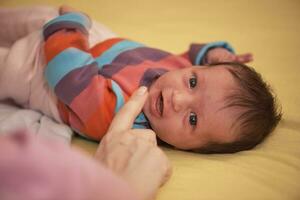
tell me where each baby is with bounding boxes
[0,6,281,153]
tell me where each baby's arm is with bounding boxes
[186,42,253,65]
[204,47,253,64]
[43,12,124,140]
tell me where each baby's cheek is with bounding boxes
[151,123,166,138]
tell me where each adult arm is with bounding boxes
[0,130,139,200]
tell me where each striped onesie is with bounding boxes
[43,12,234,140]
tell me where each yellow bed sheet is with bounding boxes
[1,0,299,199]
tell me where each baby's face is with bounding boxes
[143,65,240,150]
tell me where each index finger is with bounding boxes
[108,86,148,134]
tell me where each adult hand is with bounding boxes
[205,47,253,64]
[95,86,172,200]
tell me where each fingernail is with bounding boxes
[136,86,147,96]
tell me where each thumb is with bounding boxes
[108,86,148,134]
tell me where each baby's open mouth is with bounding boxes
[156,92,164,116]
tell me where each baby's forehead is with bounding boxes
[205,102,244,141]
[194,65,238,87]
[192,64,232,72]
[196,65,242,126]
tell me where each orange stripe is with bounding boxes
[57,100,69,124]
[89,38,124,58]
[69,77,116,140]
[83,81,117,140]
[44,30,89,62]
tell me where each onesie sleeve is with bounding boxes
[42,12,124,140]
[187,41,235,65]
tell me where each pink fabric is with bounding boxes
[0,130,139,200]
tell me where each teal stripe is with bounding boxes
[95,40,144,68]
[45,48,94,89]
[111,80,125,113]
[132,123,147,129]
[133,113,148,129]
[195,41,235,65]
[43,12,91,30]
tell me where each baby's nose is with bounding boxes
[172,90,192,112]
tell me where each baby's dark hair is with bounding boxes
[194,62,282,154]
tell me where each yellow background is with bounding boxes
[1,0,299,199]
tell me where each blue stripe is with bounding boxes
[195,41,235,65]
[133,113,148,129]
[45,48,95,89]
[43,12,91,31]
[111,80,125,113]
[95,40,144,68]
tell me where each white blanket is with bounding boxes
[0,101,73,144]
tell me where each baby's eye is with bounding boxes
[189,74,197,88]
[189,112,197,126]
